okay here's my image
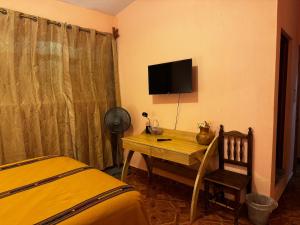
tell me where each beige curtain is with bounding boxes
[0,9,119,169]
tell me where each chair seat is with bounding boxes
[204,169,250,191]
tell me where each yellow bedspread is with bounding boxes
[0,156,149,225]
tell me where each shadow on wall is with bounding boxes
[152,66,198,104]
[125,124,134,136]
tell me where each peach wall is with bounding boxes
[0,0,114,33]
[117,0,278,195]
[272,0,300,199]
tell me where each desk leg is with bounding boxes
[190,166,204,223]
[121,150,134,181]
[190,136,218,223]
[141,154,152,180]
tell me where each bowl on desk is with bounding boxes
[150,127,163,135]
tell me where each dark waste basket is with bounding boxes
[246,193,278,225]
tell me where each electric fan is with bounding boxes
[104,107,131,168]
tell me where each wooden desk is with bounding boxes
[121,128,218,222]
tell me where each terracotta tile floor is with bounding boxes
[126,167,300,225]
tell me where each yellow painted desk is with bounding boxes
[121,128,218,222]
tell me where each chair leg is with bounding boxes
[234,191,241,225]
[247,182,251,194]
[204,181,209,212]
[234,215,239,225]
[216,185,225,201]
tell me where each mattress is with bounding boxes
[0,156,149,225]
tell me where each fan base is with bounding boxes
[104,165,130,179]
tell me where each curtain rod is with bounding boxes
[1,8,119,39]
[0,8,7,15]
[112,27,119,39]
[79,27,90,33]
[66,24,118,39]
[19,13,37,22]
[66,25,105,36]
[47,20,61,27]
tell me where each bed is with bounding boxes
[0,156,149,225]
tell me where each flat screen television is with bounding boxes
[148,59,192,95]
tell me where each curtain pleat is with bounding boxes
[0,9,118,169]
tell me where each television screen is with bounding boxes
[148,59,192,95]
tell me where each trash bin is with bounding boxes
[246,193,278,225]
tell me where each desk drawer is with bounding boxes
[122,141,151,155]
[123,140,195,166]
[149,146,191,165]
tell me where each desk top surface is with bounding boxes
[122,128,207,156]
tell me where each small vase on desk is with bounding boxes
[196,121,214,145]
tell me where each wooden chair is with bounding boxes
[203,125,253,225]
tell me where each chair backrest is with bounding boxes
[218,125,253,176]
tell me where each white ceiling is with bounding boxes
[59,0,135,15]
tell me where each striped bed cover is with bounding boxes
[0,156,149,225]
